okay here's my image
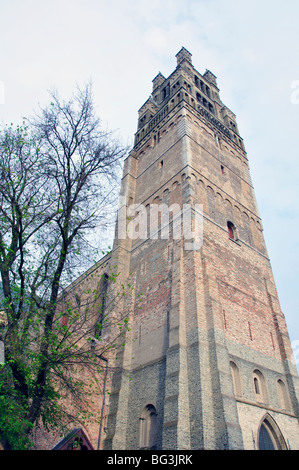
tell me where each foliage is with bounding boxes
[0,84,129,449]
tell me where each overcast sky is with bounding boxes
[1,0,299,358]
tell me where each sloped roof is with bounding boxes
[52,427,94,450]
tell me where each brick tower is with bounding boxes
[103,48,299,450]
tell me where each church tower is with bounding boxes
[103,48,299,450]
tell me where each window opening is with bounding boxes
[277,379,289,410]
[253,369,268,404]
[259,423,275,450]
[230,361,242,396]
[162,84,170,100]
[139,404,158,449]
[254,377,260,395]
[227,221,235,240]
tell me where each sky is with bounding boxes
[0,0,299,359]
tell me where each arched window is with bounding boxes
[253,369,268,404]
[230,361,242,397]
[258,414,288,450]
[277,379,290,411]
[259,422,276,450]
[139,404,158,449]
[227,221,236,240]
[254,377,260,395]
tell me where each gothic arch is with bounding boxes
[230,361,242,397]
[225,198,234,222]
[139,404,158,449]
[224,198,232,208]
[241,211,252,244]
[227,221,237,240]
[233,205,241,223]
[216,191,223,202]
[190,172,197,183]
[253,369,269,404]
[257,413,288,450]
[277,378,290,411]
[197,180,206,211]
[207,186,215,219]
[207,185,215,195]
[242,210,249,222]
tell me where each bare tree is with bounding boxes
[0,84,129,449]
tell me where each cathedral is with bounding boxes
[49,47,299,451]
